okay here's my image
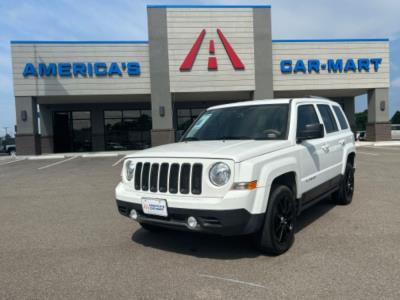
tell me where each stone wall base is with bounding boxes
[16,134,41,155]
[366,122,392,141]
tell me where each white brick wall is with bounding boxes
[272,41,390,91]
[167,8,255,93]
[11,43,151,96]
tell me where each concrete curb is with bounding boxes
[356,141,400,147]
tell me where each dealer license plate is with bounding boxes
[142,198,168,217]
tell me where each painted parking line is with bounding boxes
[38,156,77,170]
[198,274,266,289]
[357,151,379,156]
[112,156,126,167]
[0,159,26,166]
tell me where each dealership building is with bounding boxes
[11,4,390,155]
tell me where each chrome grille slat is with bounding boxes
[133,161,202,195]
[159,163,169,193]
[191,163,203,195]
[141,162,150,191]
[134,162,142,190]
[150,163,159,192]
[180,163,191,194]
[169,163,180,194]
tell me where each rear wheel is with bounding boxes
[332,162,354,205]
[256,185,296,255]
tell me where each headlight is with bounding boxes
[125,160,135,181]
[209,162,231,186]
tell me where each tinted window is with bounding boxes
[317,104,338,133]
[297,105,320,134]
[183,104,289,141]
[332,106,349,130]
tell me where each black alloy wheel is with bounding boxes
[257,185,296,255]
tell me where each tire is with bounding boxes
[256,185,296,255]
[140,223,164,232]
[332,162,355,205]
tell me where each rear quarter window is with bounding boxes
[332,106,349,130]
[317,104,339,133]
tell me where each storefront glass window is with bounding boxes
[176,108,205,140]
[104,109,152,150]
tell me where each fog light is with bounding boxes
[129,209,138,220]
[187,216,198,229]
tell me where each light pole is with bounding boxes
[3,127,8,136]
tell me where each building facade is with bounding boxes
[11,5,390,155]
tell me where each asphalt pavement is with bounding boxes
[0,147,399,299]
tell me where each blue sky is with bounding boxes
[1,0,399,136]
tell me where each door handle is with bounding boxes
[338,139,345,146]
[321,144,330,152]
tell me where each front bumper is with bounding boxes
[116,199,264,236]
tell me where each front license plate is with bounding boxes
[142,198,168,217]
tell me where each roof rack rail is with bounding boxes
[305,95,332,100]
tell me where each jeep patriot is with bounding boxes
[116,98,356,255]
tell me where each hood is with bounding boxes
[126,140,292,162]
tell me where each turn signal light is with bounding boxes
[232,180,257,190]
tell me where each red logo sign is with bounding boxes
[179,29,245,71]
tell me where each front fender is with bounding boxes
[240,156,299,214]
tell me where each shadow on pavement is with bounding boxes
[131,197,335,259]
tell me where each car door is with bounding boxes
[316,104,343,180]
[296,104,328,194]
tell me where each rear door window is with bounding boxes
[297,104,320,134]
[332,106,349,130]
[317,104,339,133]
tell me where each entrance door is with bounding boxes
[53,112,72,153]
[53,111,92,153]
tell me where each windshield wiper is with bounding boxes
[182,137,199,142]
[220,136,252,140]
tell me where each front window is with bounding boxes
[182,104,289,141]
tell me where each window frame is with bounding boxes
[103,109,152,150]
[332,105,349,130]
[296,104,321,137]
[316,104,339,134]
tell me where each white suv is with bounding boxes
[115,98,356,255]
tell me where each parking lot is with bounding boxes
[0,147,399,299]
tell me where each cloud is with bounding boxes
[0,0,400,134]
[392,77,400,88]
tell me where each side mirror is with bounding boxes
[297,123,324,142]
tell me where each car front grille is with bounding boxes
[133,162,203,195]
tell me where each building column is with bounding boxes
[253,7,273,100]
[39,104,53,153]
[15,96,41,155]
[367,88,391,141]
[148,7,175,146]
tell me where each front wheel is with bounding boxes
[256,185,296,255]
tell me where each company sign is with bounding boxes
[180,28,245,71]
[280,58,382,74]
[22,62,141,77]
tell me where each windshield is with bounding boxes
[182,104,289,141]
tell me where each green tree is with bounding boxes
[355,110,368,131]
[391,111,400,124]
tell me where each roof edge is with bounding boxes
[147,5,271,9]
[272,38,389,43]
[10,41,149,44]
